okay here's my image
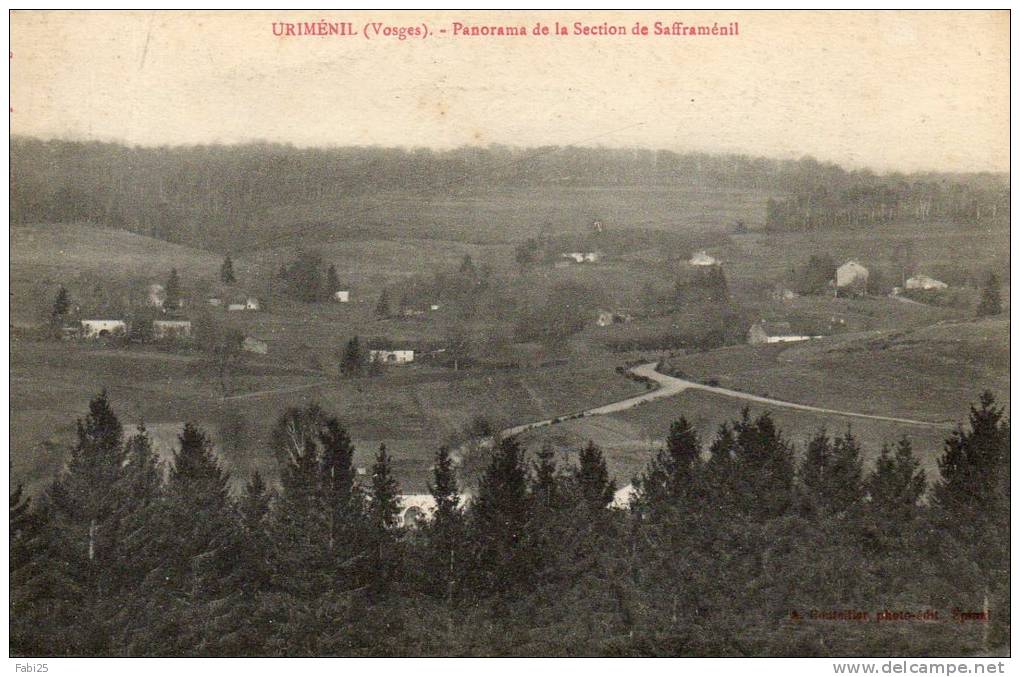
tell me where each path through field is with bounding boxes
[494,362,954,442]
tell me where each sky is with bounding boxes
[9,10,1010,173]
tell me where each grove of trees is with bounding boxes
[10,389,1009,656]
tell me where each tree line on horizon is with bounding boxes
[10,137,1008,251]
[10,388,1009,657]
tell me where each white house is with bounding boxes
[905,275,948,291]
[80,319,127,339]
[242,337,268,354]
[835,260,869,293]
[689,250,719,267]
[333,290,350,303]
[747,320,816,346]
[152,319,192,340]
[244,296,261,311]
[561,252,601,264]
[369,349,414,365]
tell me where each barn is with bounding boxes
[369,349,414,365]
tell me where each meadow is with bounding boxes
[9,193,1010,502]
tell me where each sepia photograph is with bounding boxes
[7,9,1011,662]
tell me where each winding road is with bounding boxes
[496,362,954,440]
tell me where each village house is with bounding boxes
[905,275,948,291]
[333,290,350,303]
[227,296,261,312]
[561,252,601,264]
[207,297,222,306]
[688,250,719,267]
[747,320,818,346]
[835,260,869,295]
[80,319,128,339]
[152,319,192,340]
[369,349,415,365]
[242,337,268,354]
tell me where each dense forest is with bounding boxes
[10,137,1008,250]
[10,390,1009,656]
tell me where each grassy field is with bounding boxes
[10,214,1009,501]
[9,336,648,495]
[249,184,773,246]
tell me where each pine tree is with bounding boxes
[976,272,1002,317]
[427,446,463,606]
[798,428,833,516]
[164,268,182,310]
[366,444,401,596]
[469,436,532,595]
[119,423,241,655]
[368,444,401,532]
[121,424,163,513]
[268,405,367,599]
[932,392,1009,597]
[48,389,127,564]
[220,255,236,284]
[865,437,925,547]
[634,416,702,512]
[326,264,340,293]
[731,409,795,520]
[573,441,616,511]
[429,447,461,528]
[339,336,364,377]
[375,289,391,318]
[52,285,71,319]
[532,443,562,510]
[829,429,865,515]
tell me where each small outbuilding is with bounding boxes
[905,275,948,291]
[333,290,350,303]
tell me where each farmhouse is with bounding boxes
[561,252,601,264]
[595,310,633,327]
[369,349,414,365]
[905,275,948,291]
[80,319,127,339]
[835,260,869,295]
[333,290,350,303]
[152,319,192,340]
[242,337,268,354]
[226,296,258,312]
[689,250,719,267]
[747,320,817,345]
